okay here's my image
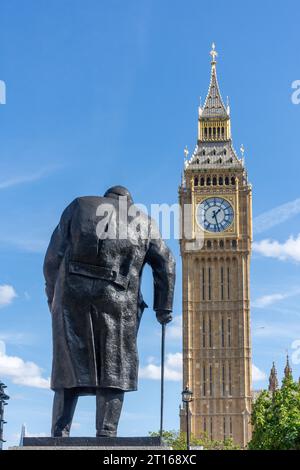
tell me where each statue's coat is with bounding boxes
[44,196,175,392]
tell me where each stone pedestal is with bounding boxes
[10,436,169,450]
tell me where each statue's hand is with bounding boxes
[156,309,172,325]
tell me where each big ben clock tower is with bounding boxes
[179,44,252,447]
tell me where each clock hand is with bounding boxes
[213,212,220,231]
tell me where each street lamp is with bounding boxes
[182,386,193,450]
[0,381,10,451]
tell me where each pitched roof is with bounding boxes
[200,44,228,119]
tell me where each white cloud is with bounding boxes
[253,234,300,262]
[0,341,50,389]
[0,285,17,308]
[0,166,59,190]
[253,287,300,309]
[139,352,182,381]
[252,364,267,382]
[253,293,287,308]
[253,198,300,235]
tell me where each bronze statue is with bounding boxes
[43,186,175,437]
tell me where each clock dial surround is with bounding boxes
[197,197,234,233]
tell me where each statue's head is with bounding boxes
[104,185,133,204]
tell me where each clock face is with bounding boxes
[197,197,234,233]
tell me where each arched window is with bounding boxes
[194,177,199,186]
[196,159,199,164]
[207,158,210,164]
[209,127,212,137]
[207,177,211,186]
[207,240,212,249]
[222,127,225,136]
[219,158,222,164]
[219,177,223,185]
[204,128,208,137]
[213,176,217,186]
[225,176,229,185]
[200,177,205,186]
[229,157,233,163]
[217,127,220,137]
[213,149,216,156]
[231,177,235,185]
[219,240,224,248]
[224,149,227,155]
[213,127,216,136]
[202,149,206,156]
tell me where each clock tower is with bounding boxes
[179,44,252,447]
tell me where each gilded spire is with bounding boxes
[268,362,278,393]
[201,43,228,119]
[284,354,292,379]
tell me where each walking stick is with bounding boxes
[160,322,166,442]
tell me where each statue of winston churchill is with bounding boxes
[43,186,176,438]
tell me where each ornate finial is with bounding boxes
[284,353,292,379]
[184,146,189,160]
[210,42,218,65]
[226,96,230,115]
[268,362,278,393]
[240,144,245,158]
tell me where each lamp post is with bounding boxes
[0,381,9,451]
[182,386,193,450]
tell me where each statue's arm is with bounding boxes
[145,235,176,324]
[43,201,76,309]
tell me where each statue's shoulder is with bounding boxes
[75,195,105,207]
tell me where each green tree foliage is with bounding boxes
[149,430,239,450]
[249,375,300,450]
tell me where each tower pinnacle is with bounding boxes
[210,42,218,66]
[268,362,278,393]
[284,354,292,379]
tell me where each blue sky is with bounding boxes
[1,0,300,447]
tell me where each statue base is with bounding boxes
[10,436,169,450]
